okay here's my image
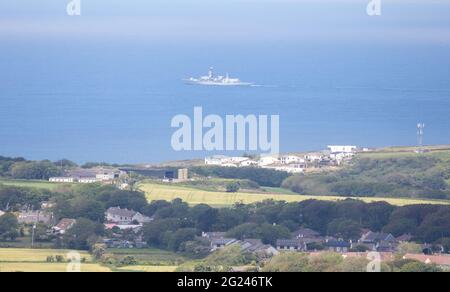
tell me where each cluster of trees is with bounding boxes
[0,156,71,180]
[0,156,26,177]
[10,161,63,180]
[0,155,126,179]
[81,162,125,169]
[191,166,291,187]
[282,156,450,200]
[0,213,20,241]
[177,245,444,272]
[383,204,450,243]
[0,185,53,211]
[263,252,369,272]
[141,198,450,253]
[263,252,443,272]
[60,218,105,250]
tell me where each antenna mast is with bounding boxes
[417,123,425,154]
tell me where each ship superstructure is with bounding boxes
[184,68,252,86]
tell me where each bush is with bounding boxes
[0,213,20,241]
[400,262,442,272]
[120,256,138,266]
[226,182,240,193]
[46,256,55,263]
[179,239,211,259]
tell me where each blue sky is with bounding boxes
[0,0,449,44]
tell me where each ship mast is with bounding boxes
[208,67,214,79]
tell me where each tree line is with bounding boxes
[0,156,128,180]
[191,166,291,187]
[282,156,450,200]
[1,183,450,254]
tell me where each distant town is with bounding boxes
[46,145,363,187]
[204,145,364,173]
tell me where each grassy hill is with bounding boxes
[283,148,450,200]
[0,179,70,190]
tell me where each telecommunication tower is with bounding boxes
[417,123,425,153]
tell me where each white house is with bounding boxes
[17,211,53,225]
[327,145,357,154]
[41,202,55,209]
[211,238,238,251]
[78,177,99,184]
[49,177,75,183]
[105,207,153,225]
[240,239,279,257]
[280,155,304,165]
[305,154,323,162]
[258,155,279,166]
[132,212,153,224]
[229,157,249,164]
[240,160,258,167]
[205,155,229,166]
[52,218,76,235]
[96,171,118,181]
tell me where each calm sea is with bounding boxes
[1,41,449,163]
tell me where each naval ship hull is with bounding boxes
[183,79,253,86]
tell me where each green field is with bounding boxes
[139,182,449,207]
[0,179,70,190]
[0,248,111,272]
[0,262,111,272]
[105,248,187,266]
[0,237,55,249]
[0,248,92,262]
[116,265,178,272]
[0,248,183,272]
[359,146,450,159]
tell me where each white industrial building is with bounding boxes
[96,171,118,181]
[280,155,304,165]
[78,177,99,184]
[327,145,357,154]
[205,155,229,166]
[49,177,75,183]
